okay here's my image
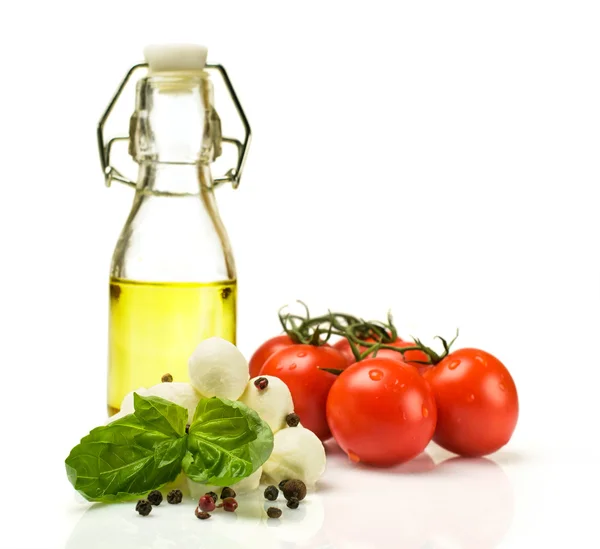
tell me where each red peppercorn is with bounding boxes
[198,494,216,512]
[254,377,269,390]
[222,497,238,512]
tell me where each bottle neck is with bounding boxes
[130,74,221,166]
[114,159,235,283]
[125,158,236,281]
[138,162,214,196]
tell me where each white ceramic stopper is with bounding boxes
[144,44,208,74]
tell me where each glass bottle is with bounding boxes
[98,45,251,415]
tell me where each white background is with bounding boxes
[1,1,599,548]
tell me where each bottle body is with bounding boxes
[107,70,236,414]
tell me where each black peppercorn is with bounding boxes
[221,287,232,299]
[206,491,218,504]
[110,284,121,300]
[147,490,163,506]
[278,479,290,491]
[285,413,300,427]
[282,479,307,501]
[195,508,211,520]
[267,507,282,519]
[167,489,183,504]
[286,497,300,509]
[264,485,279,501]
[161,373,173,383]
[221,487,236,499]
[136,499,152,516]
[254,377,269,390]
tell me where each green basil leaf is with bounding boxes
[182,397,274,486]
[65,394,187,502]
[132,392,188,437]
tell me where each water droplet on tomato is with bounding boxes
[297,351,306,357]
[369,369,383,381]
[448,360,460,370]
[400,383,406,388]
[499,383,506,391]
[422,406,429,418]
[275,365,283,371]
[467,394,475,402]
[402,412,408,420]
[348,450,361,463]
[474,356,486,366]
[289,363,297,370]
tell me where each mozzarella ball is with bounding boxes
[106,387,149,424]
[188,337,249,401]
[120,387,149,415]
[262,427,326,487]
[238,376,294,434]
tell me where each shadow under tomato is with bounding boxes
[325,438,437,474]
[485,449,529,466]
[323,438,346,456]
[349,451,437,474]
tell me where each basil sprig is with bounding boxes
[65,393,273,503]
[183,397,274,485]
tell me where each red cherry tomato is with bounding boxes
[423,348,518,457]
[260,344,347,440]
[363,347,434,376]
[386,338,431,369]
[326,358,437,466]
[332,338,359,366]
[333,337,431,373]
[249,335,296,378]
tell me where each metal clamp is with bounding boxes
[97,62,252,190]
[97,63,148,188]
[205,64,252,189]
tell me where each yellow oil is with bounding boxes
[108,277,236,415]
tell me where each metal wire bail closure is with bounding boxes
[97,62,252,189]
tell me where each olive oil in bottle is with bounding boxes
[98,44,251,415]
[108,278,236,415]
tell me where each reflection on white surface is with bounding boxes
[321,449,514,549]
[64,449,513,549]
[65,490,325,549]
